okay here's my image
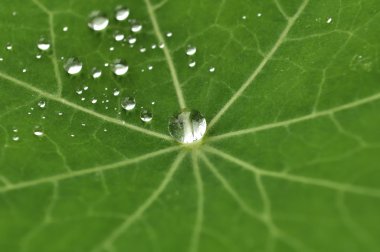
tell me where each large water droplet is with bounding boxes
[88,11,109,31]
[111,59,129,76]
[115,6,130,21]
[121,96,136,111]
[140,109,153,123]
[168,109,206,144]
[37,37,51,51]
[186,46,197,56]
[64,57,83,75]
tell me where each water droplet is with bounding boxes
[83,86,89,91]
[33,127,44,137]
[326,17,333,24]
[209,67,215,72]
[140,109,153,123]
[38,100,46,108]
[166,32,173,37]
[189,60,196,68]
[131,22,143,33]
[140,47,146,53]
[0,57,3,62]
[121,96,136,111]
[58,112,63,116]
[36,54,42,59]
[128,36,137,45]
[159,42,165,49]
[109,46,115,51]
[91,98,97,104]
[148,65,153,71]
[37,37,51,51]
[113,90,120,96]
[5,43,12,51]
[111,59,129,76]
[91,67,102,79]
[186,45,197,56]
[12,136,20,142]
[22,68,27,73]
[114,31,125,42]
[76,88,83,95]
[168,109,207,144]
[115,6,130,21]
[151,44,157,49]
[63,26,69,32]
[257,13,262,17]
[242,15,247,20]
[88,11,109,31]
[64,57,82,75]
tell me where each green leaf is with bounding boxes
[1,0,380,251]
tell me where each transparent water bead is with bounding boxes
[168,109,206,144]
[88,11,109,31]
[114,31,125,42]
[115,6,130,21]
[33,127,44,137]
[38,100,46,108]
[131,22,143,33]
[64,57,83,75]
[121,96,136,111]
[140,109,153,123]
[91,67,102,79]
[37,37,51,51]
[186,46,197,56]
[5,43,12,51]
[111,59,129,76]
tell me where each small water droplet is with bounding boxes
[186,45,197,56]
[131,22,143,33]
[91,67,102,79]
[111,59,129,76]
[151,44,157,49]
[209,67,215,72]
[121,96,136,111]
[159,42,165,49]
[166,32,173,37]
[64,57,83,75]
[38,100,46,108]
[88,11,109,31]
[147,65,153,71]
[12,136,20,142]
[0,57,3,62]
[168,109,207,144]
[326,17,333,24]
[58,112,63,116]
[242,15,247,20]
[91,98,97,104]
[5,43,12,51]
[37,37,51,51]
[128,36,137,45]
[22,68,27,73]
[257,13,262,17]
[113,90,120,96]
[33,127,44,137]
[109,47,115,51]
[76,88,83,95]
[63,26,69,32]
[189,60,196,68]
[83,86,89,91]
[114,31,125,42]
[115,6,130,21]
[36,54,42,59]
[140,109,153,123]
[140,47,146,53]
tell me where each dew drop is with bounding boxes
[36,54,42,59]
[91,98,97,104]
[140,109,153,123]
[37,37,51,51]
[189,60,196,68]
[209,67,215,72]
[111,59,129,76]
[168,109,207,144]
[113,90,120,96]
[38,100,46,108]
[91,67,102,79]
[12,136,20,142]
[121,96,136,111]
[326,17,333,24]
[88,11,109,31]
[33,127,44,137]
[139,47,146,53]
[22,68,27,73]
[114,31,125,42]
[147,65,153,71]
[128,36,137,45]
[115,6,130,21]
[186,45,197,56]
[64,57,83,75]
[131,22,143,33]
[166,32,173,37]
[5,43,12,51]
